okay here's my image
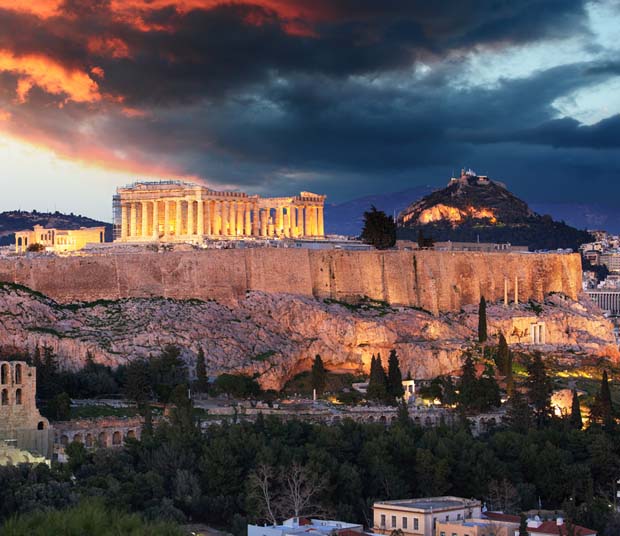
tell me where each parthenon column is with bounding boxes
[197,198,204,236]
[152,200,159,239]
[220,201,228,235]
[276,207,283,236]
[121,204,128,240]
[252,207,259,236]
[283,209,290,237]
[244,204,252,236]
[229,201,236,236]
[130,203,137,238]
[205,201,213,235]
[289,206,297,237]
[317,205,324,237]
[260,209,268,236]
[213,201,221,235]
[187,199,194,236]
[175,199,182,237]
[164,200,170,236]
[141,201,148,237]
[236,203,244,236]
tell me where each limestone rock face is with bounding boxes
[0,285,615,389]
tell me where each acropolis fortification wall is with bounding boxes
[0,249,582,313]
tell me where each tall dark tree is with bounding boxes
[525,353,553,428]
[569,390,583,430]
[496,332,509,374]
[387,349,404,401]
[124,358,152,405]
[505,350,515,396]
[458,355,478,411]
[477,364,501,411]
[504,390,532,433]
[367,354,388,403]
[478,296,488,343]
[360,206,396,250]
[311,354,327,396]
[195,346,208,393]
[519,514,529,536]
[590,370,614,429]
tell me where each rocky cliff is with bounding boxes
[0,248,582,314]
[0,284,614,389]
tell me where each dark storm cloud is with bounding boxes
[0,0,618,206]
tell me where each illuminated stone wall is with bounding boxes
[15,225,105,253]
[0,361,49,432]
[0,250,581,313]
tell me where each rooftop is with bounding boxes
[374,496,480,512]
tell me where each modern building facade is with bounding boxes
[15,225,105,253]
[373,497,482,536]
[248,517,365,536]
[113,181,326,242]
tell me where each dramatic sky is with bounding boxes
[0,0,619,221]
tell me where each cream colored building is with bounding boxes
[112,181,326,242]
[435,517,518,536]
[373,497,482,536]
[15,225,105,253]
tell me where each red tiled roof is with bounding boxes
[482,512,521,523]
[298,518,312,526]
[529,520,596,535]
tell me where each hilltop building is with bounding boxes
[113,181,326,242]
[373,497,482,536]
[248,517,365,536]
[15,225,105,253]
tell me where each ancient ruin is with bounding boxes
[15,225,106,253]
[113,181,326,241]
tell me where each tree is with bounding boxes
[478,296,487,343]
[387,350,404,401]
[519,514,529,536]
[311,355,327,396]
[26,243,45,252]
[248,464,279,526]
[280,463,327,518]
[496,333,509,374]
[504,390,532,433]
[477,365,501,411]
[195,346,208,393]
[458,355,478,411]
[214,374,261,399]
[600,370,614,430]
[46,392,71,421]
[124,358,152,405]
[525,353,553,427]
[360,206,396,250]
[569,390,583,430]
[367,354,388,403]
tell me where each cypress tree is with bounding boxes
[496,333,509,374]
[478,295,488,343]
[600,370,614,429]
[387,349,404,401]
[569,390,583,430]
[360,206,396,250]
[504,390,532,434]
[311,354,327,396]
[525,353,553,428]
[367,354,388,403]
[505,350,515,396]
[195,346,207,392]
[458,355,478,410]
[519,514,529,536]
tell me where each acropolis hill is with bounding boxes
[0,249,581,313]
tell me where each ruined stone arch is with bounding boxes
[14,363,22,384]
[37,421,46,430]
[85,434,93,447]
[15,388,22,405]
[60,435,69,447]
[73,433,83,443]
[98,432,108,447]
[0,363,8,384]
[379,415,387,425]
[112,431,122,445]
[126,429,136,440]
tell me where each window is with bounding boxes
[1,389,8,405]
[15,388,22,405]
[440,532,445,536]
[413,518,419,530]
[457,514,461,520]
[445,515,449,521]
[1,363,8,384]
[380,514,386,527]
[14,364,22,384]
[391,516,396,528]
[402,517,407,529]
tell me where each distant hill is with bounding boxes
[324,185,434,236]
[0,211,113,246]
[396,171,593,251]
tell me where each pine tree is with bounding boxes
[505,350,515,396]
[519,514,529,536]
[311,354,327,396]
[478,296,488,343]
[569,389,583,430]
[387,349,404,401]
[360,206,396,250]
[600,370,614,429]
[367,354,388,403]
[195,346,208,392]
[525,353,553,428]
[396,399,410,426]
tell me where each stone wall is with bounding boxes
[0,249,581,313]
[0,361,49,432]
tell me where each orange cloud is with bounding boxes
[0,49,102,104]
[0,0,61,18]
[88,37,132,59]
[0,109,11,121]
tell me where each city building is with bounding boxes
[0,361,51,462]
[373,497,482,536]
[248,517,365,536]
[524,517,596,536]
[436,515,519,536]
[15,225,106,253]
[113,181,326,242]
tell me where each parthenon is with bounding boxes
[113,181,326,242]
